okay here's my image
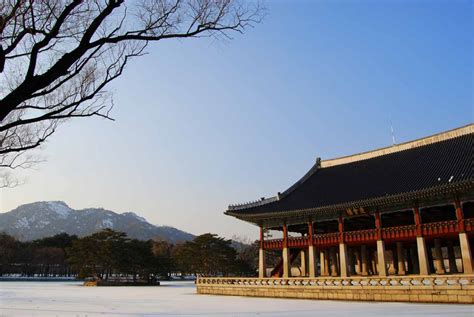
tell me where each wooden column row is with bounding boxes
[259,199,472,278]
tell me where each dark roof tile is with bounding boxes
[228,128,473,215]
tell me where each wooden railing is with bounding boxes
[422,220,459,237]
[314,232,339,246]
[287,235,309,248]
[382,224,417,241]
[263,232,339,250]
[263,239,283,250]
[344,229,377,243]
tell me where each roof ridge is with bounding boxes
[320,123,473,168]
[227,159,322,211]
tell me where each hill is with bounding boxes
[0,201,195,243]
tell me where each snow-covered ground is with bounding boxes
[0,281,472,317]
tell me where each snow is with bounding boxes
[123,212,147,222]
[101,218,114,228]
[47,201,72,219]
[15,217,30,229]
[36,220,51,228]
[0,281,472,317]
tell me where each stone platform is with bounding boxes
[196,275,474,304]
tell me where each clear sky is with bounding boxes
[1,0,472,241]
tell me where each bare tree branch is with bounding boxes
[0,0,264,171]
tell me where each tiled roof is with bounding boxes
[227,125,473,217]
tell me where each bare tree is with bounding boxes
[0,0,263,172]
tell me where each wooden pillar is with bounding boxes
[388,246,397,275]
[414,207,430,275]
[459,233,473,274]
[258,226,266,278]
[338,216,348,277]
[409,244,420,274]
[300,249,307,277]
[416,237,430,275]
[447,240,458,274]
[329,247,338,276]
[396,242,406,275]
[455,199,465,233]
[308,220,316,277]
[347,248,356,275]
[427,242,436,273]
[320,249,329,276]
[282,223,291,278]
[405,245,412,273]
[339,243,349,277]
[376,240,388,276]
[433,238,446,274]
[375,211,382,240]
[354,248,361,275]
[308,246,316,277]
[375,211,387,276]
[360,245,369,276]
[371,248,378,275]
[455,200,473,274]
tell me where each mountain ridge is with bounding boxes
[0,201,195,243]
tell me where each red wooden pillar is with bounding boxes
[455,199,465,233]
[338,215,349,276]
[413,206,430,275]
[258,225,266,278]
[308,219,316,277]
[374,210,387,276]
[282,222,290,277]
[413,207,422,237]
[455,198,473,273]
[308,219,314,246]
[338,216,344,243]
[375,211,382,240]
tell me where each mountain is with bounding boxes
[0,201,195,243]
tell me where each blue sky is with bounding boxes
[1,0,472,240]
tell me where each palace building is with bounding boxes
[225,124,473,279]
[197,124,474,303]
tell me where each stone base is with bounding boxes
[196,275,474,304]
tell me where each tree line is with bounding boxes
[0,229,266,281]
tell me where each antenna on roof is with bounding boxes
[390,115,396,145]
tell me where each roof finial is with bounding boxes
[316,157,321,168]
